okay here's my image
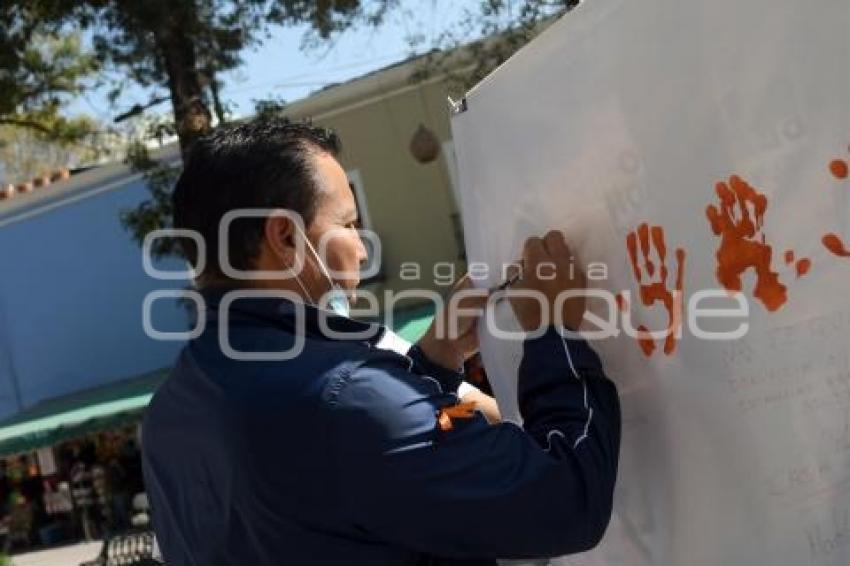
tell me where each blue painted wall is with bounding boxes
[0,177,189,419]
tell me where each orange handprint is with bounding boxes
[823,153,850,258]
[705,175,787,311]
[625,223,685,357]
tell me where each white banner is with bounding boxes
[451,1,850,564]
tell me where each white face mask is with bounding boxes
[292,225,351,318]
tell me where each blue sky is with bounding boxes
[70,0,484,123]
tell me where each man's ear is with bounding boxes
[264,212,297,264]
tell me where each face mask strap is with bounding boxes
[291,224,352,318]
[294,224,337,290]
[292,271,315,305]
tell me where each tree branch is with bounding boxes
[0,117,52,134]
[113,95,171,123]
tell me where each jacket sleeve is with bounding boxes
[328,326,621,560]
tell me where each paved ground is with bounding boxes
[11,541,102,566]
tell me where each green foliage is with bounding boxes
[9,1,399,142]
[253,96,288,120]
[121,141,181,257]
[0,28,107,182]
[0,30,98,142]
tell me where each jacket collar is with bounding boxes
[199,285,387,346]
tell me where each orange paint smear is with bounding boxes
[651,225,667,281]
[637,325,655,357]
[705,175,787,311]
[823,234,850,257]
[795,258,811,278]
[638,223,655,277]
[615,293,628,312]
[830,159,849,180]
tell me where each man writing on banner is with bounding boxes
[142,117,621,565]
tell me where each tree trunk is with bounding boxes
[156,6,211,160]
[208,71,227,125]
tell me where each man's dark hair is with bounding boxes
[172,117,341,284]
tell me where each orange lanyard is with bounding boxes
[437,401,477,432]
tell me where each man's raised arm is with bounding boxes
[327,231,621,560]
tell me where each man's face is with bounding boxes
[303,151,368,296]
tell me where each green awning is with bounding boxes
[0,305,436,458]
[389,303,435,343]
[0,368,168,457]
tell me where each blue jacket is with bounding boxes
[142,288,621,565]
